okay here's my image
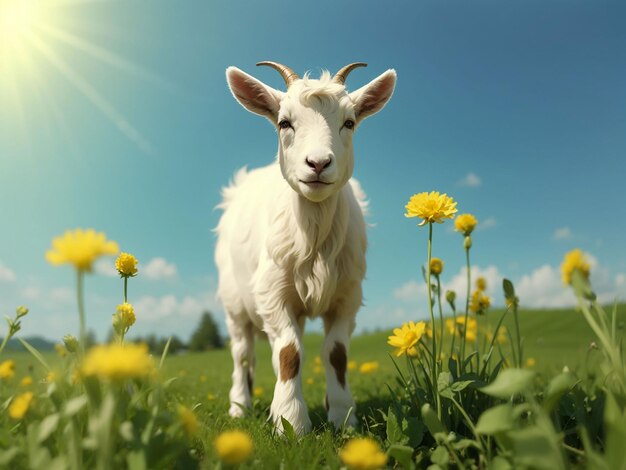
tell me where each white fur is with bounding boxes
[216,65,396,434]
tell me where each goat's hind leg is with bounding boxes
[226,315,255,418]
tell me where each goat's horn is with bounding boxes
[333,62,367,85]
[256,61,299,88]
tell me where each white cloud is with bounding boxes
[133,292,219,320]
[393,280,424,302]
[0,261,16,282]
[515,264,576,308]
[94,258,117,277]
[477,217,496,231]
[142,258,178,280]
[459,172,482,188]
[20,287,41,300]
[553,227,572,241]
[49,287,74,304]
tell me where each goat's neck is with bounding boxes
[291,192,340,253]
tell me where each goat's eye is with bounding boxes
[278,119,292,130]
[343,119,355,130]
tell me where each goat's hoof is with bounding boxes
[270,401,312,436]
[328,406,357,429]
[228,403,247,418]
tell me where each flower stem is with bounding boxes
[77,269,86,355]
[124,277,128,303]
[426,223,440,418]
[436,275,444,361]
[513,303,522,368]
[460,246,471,364]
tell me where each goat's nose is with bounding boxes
[305,155,332,175]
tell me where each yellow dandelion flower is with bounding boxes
[20,376,33,387]
[387,321,427,357]
[359,361,379,374]
[313,365,323,374]
[561,249,591,285]
[306,377,314,385]
[0,359,15,380]
[469,290,491,315]
[54,343,67,357]
[429,257,444,276]
[314,356,322,365]
[9,391,34,420]
[445,319,457,336]
[456,317,478,342]
[116,302,136,327]
[115,252,138,277]
[526,357,536,368]
[45,371,57,383]
[80,343,155,382]
[207,393,216,401]
[200,375,207,383]
[339,437,388,470]
[178,405,200,436]
[214,430,253,465]
[45,228,119,271]
[253,386,263,397]
[454,213,478,236]
[476,277,487,291]
[407,347,419,357]
[348,360,357,371]
[405,191,458,226]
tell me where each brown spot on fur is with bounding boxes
[279,343,300,382]
[329,342,347,389]
[324,394,329,412]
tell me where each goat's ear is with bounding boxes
[226,66,283,121]
[349,69,396,122]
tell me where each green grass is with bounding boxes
[4,305,624,468]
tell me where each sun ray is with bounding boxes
[36,22,178,93]
[27,30,154,154]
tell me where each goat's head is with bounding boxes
[226,62,396,203]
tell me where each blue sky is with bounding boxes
[1,0,625,342]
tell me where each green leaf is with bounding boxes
[437,372,454,399]
[159,336,172,370]
[430,445,449,466]
[0,448,20,466]
[402,417,425,448]
[18,338,50,371]
[543,372,577,412]
[280,416,297,441]
[476,404,514,435]
[388,444,414,470]
[451,379,474,393]
[480,368,535,398]
[421,403,446,438]
[37,414,60,443]
[507,426,566,470]
[387,406,407,445]
[603,392,626,470]
[126,450,148,470]
[488,456,513,470]
[64,395,88,417]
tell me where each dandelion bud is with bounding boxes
[562,366,570,373]
[63,334,79,353]
[464,236,472,250]
[446,290,456,311]
[16,306,29,318]
[113,303,136,335]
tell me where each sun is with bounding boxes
[0,0,41,47]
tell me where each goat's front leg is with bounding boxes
[267,314,311,435]
[322,313,357,428]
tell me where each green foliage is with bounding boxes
[188,311,224,352]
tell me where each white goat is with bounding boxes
[215,61,396,434]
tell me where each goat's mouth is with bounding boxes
[299,179,333,187]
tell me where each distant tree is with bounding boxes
[189,311,223,351]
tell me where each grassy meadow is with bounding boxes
[4,305,623,468]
